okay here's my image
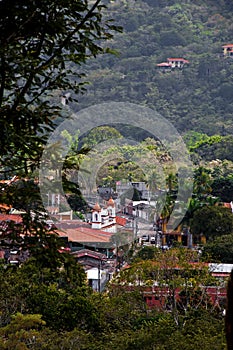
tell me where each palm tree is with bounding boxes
[182,197,203,227]
[166,172,178,195]
[193,166,212,199]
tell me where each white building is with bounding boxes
[116,181,150,200]
[86,267,109,292]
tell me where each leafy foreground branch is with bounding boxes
[0,0,121,174]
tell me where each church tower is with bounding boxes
[92,202,102,229]
[107,197,116,224]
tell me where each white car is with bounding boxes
[161,245,169,250]
[150,236,156,244]
[141,235,149,242]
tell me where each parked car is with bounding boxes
[150,236,156,244]
[141,235,149,242]
[161,245,169,250]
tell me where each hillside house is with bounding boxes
[167,58,190,68]
[157,58,189,71]
[222,44,233,57]
[156,62,172,71]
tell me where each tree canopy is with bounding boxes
[0,0,120,175]
[190,206,233,240]
[202,234,233,263]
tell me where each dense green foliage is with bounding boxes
[0,256,227,350]
[211,176,233,202]
[74,0,233,137]
[191,206,233,239]
[0,0,120,176]
[203,234,233,263]
[0,0,120,278]
[0,310,226,349]
[1,1,233,348]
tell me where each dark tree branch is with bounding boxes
[0,53,6,106]
[11,0,103,111]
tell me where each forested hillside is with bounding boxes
[74,0,233,136]
[0,2,233,348]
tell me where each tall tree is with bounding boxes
[0,0,120,175]
[193,166,212,199]
[0,0,120,271]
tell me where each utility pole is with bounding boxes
[98,260,101,292]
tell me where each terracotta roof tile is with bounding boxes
[0,214,23,223]
[116,216,127,226]
[167,58,190,63]
[57,226,113,243]
[0,203,12,211]
[72,249,107,260]
[157,62,172,67]
[222,44,233,47]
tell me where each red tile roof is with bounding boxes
[167,58,190,63]
[0,214,23,223]
[223,203,231,209]
[222,44,233,47]
[57,226,113,243]
[72,249,107,260]
[0,203,12,211]
[157,62,172,67]
[0,176,19,185]
[55,220,90,230]
[116,216,127,226]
